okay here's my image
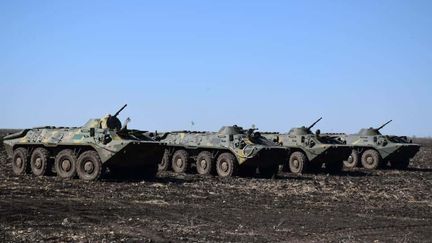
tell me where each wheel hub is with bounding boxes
[16,157,22,167]
[35,158,42,168]
[293,159,299,168]
[62,159,71,171]
[366,156,374,164]
[84,161,94,173]
[221,161,228,172]
[200,159,207,169]
[348,156,353,163]
[176,158,183,168]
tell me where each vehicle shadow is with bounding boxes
[335,170,373,177]
[379,166,432,173]
[101,172,190,184]
[301,170,373,177]
[403,167,432,172]
[275,175,314,181]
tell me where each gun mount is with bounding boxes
[307,117,323,131]
[104,104,128,130]
[376,120,392,131]
[114,104,128,117]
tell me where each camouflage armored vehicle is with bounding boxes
[148,125,289,178]
[3,105,165,181]
[263,118,352,174]
[331,120,420,170]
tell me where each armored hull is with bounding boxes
[150,125,289,178]
[263,132,351,174]
[333,132,420,170]
[3,105,165,181]
[263,118,351,174]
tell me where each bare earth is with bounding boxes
[0,131,431,242]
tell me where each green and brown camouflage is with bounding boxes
[3,104,165,181]
[147,125,289,178]
[262,118,352,174]
[328,120,420,170]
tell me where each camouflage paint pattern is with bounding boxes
[3,106,164,170]
[329,122,420,163]
[151,125,289,168]
[263,127,352,165]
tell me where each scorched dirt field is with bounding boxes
[0,131,431,242]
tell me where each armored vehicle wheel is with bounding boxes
[289,151,308,174]
[325,161,343,174]
[55,149,77,179]
[12,147,29,175]
[361,149,382,170]
[390,159,410,170]
[216,153,238,177]
[30,148,50,177]
[158,150,170,172]
[171,150,190,173]
[76,151,103,181]
[196,151,214,175]
[258,164,278,179]
[344,150,359,169]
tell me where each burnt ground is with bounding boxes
[0,132,431,242]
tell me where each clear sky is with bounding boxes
[0,1,431,136]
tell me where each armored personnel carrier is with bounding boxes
[263,118,352,174]
[3,105,165,181]
[331,120,420,170]
[149,125,289,178]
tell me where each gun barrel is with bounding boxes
[308,117,323,130]
[113,104,128,117]
[377,120,392,131]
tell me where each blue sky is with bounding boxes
[0,1,431,136]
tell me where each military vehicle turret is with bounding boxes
[330,120,420,170]
[263,118,352,174]
[148,125,289,178]
[3,105,165,181]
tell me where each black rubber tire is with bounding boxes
[361,149,382,170]
[171,150,190,173]
[258,164,279,179]
[196,151,214,175]
[30,147,50,177]
[76,150,103,181]
[289,151,309,174]
[390,159,410,170]
[12,147,30,175]
[216,152,239,177]
[158,150,170,172]
[55,149,77,179]
[344,150,359,169]
[325,161,344,174]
